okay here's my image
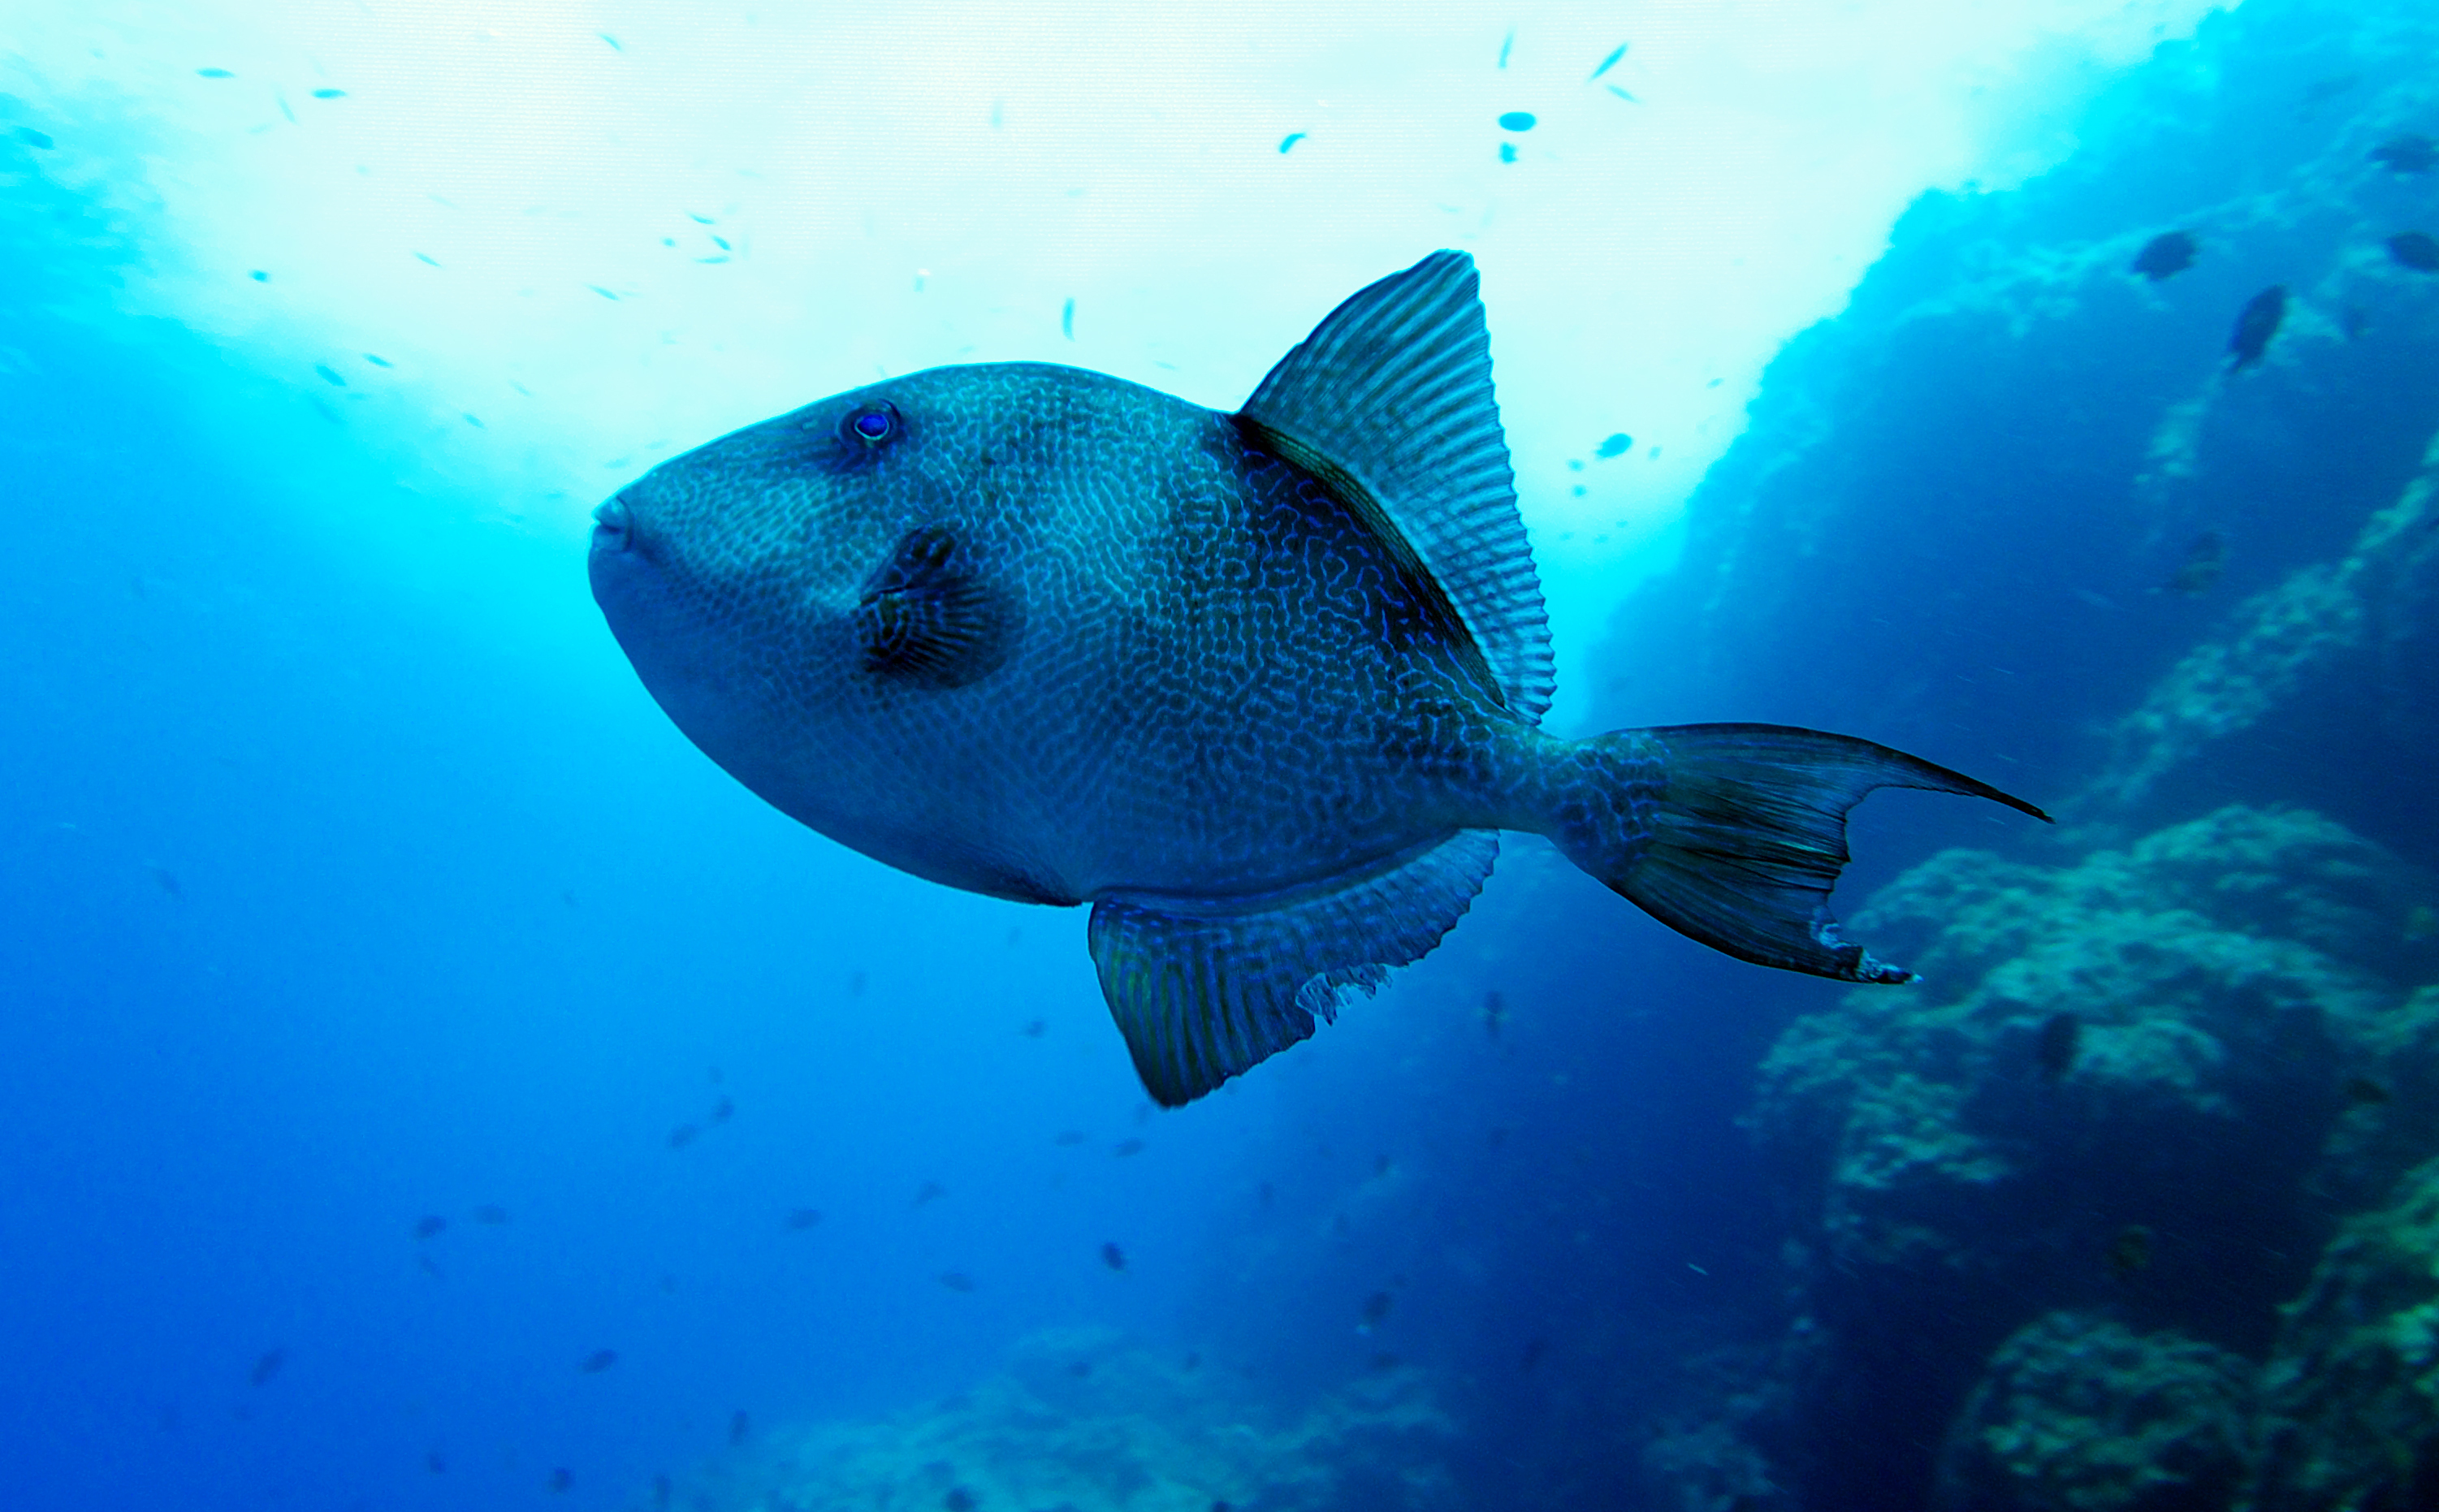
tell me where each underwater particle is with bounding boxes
[1498,111,1536,132]
[2131,230,2197,281]
[1020,1017,1046,1038]
[2345,1075,2393,1105]
[2164,530,2229,597]
[914,1180,946,1207]
[2035,1012,2082,1078]
[578,1349,617,1373]
[1062,297,1075,340]
[413,1214,447,1239]
[1596,432,1632,459]
[1101,1241,1127,1270]
[1112,1138,1144,1157]
[944,1489,976,1512]
[1589,42,1628,81]
[1520,1336,1547,1372]
[362,353,391,368]
[1498,142,1517,164]
[249,1348,284,1387]
[425,1450,444,1473]
[314,364,345,387]
[938,1270,977,1292]
[729,1409,750,1445]
[472,1203,508,1225]
[548,1467,573,1492]
[667,1122,698,1148]
[249,270,268,281]
[2371,134,2437,175]
[311,88,344,98]
[197,67,233,78]
[2106,1225,2154,1278]
[785,1207,823,1230]
[2226,285,2286,371]
[1481,989,1506,1039]
[1278,132,1305,153]
[15,127,53,149]
[2388,231,2439,273]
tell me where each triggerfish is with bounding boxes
[590,252,2047,1106]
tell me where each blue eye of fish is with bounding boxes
[850,405,897,443]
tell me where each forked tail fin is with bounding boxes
[1557,724,2048,983]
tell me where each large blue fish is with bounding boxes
[590,253,2044,1105]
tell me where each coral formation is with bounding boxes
[679,1329,1455,1512]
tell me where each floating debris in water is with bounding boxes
[578,1348,618,1373]
[2345,1075,2394,1105]
[413,1214,447,1239]
[785,1207,822,1230]
[2389,231,2439,273]
[2106,1224,2154,1278]
[2131,230,2196,281]
[249,1348,285,1387]
[2164,531,2229,597]
[1596,432,1632,459]
[1101,1241,1127,1271]
[1589,42,1628,81]
[1497,111,1536,132]
[2227,285,2286,371]
[2035,1012,2082,1078]
[472,1203,508,1225]
[1278,132,1305,153]
[2371,133,2437,175]
[938,1270,977,1292]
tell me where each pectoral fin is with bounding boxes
[855,525,1014,689]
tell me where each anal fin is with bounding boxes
[1088,832,1499,1106]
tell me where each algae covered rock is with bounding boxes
[2249,1155,2439,1510]
[1935,1311,2252,1512]
[687,1328,1455,1512]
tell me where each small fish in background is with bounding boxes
[2035,1012,2082,1078]
[1278,132,1306,154]
[413,1214,448,1240]
[416,1253,443,1280]
[548,1467,573,1493]
[1481,989,1507,1039]
[16,126,54,149]
[1519,1336,1548,1372]
[578,1349,618,1373]
[1357,1290,1393,1334]
[1020,1018,1047,1038]
[785,1207,823,1231]
[2345,1075,2394,1106]
[2371,133,2438,174]
[2389,231,2439,273]
[667,1122,699,1149]
[653,1473,673,1508]
[1053,1130,1088,1147]
[2106,1224,2154,1278]
[1595,431,1633,459]
[472,1203,509,1225]
[913,1180,947,1207]
[2130,230,2197,281]
[710,1094,733,1124]
[311,87,345,99]
[2163,530,2229,597]
[249,1348,285,1387]
[1101,1242,1127,1271]
[938,1270,977,1293]
[846,969,867,998]
[729,1409,750,1446]
[2227,285,2287,371]
[945,1488,977,1512]
[425,1449,445,1473]
[145,862,182,899]
[1588,41,1628,82]
[1112,1138,1145,1157]
[197,67,234,78]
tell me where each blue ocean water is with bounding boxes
[8,2,2439,1508]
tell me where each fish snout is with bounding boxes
[590,494,636,555]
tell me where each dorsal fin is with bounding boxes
[1238,250,1555,723]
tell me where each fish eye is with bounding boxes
[849,404,897,443]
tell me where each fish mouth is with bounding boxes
[590,493,635,555]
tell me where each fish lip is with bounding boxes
[590,494,634,554]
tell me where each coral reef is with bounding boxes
[679,1329,1455,1512]
[1935,1311,2252,1512]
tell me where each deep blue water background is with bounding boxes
[9,1,2439,1507]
